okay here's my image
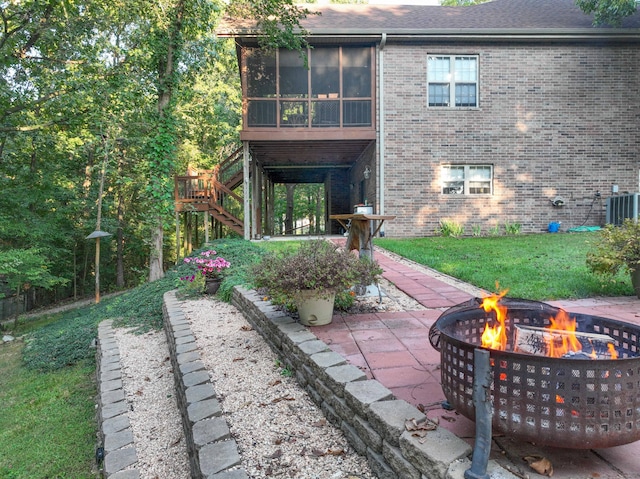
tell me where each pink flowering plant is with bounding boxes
[181,249,231,282]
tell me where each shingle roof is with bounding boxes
[218,0,640,38]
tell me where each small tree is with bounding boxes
[0,248,68,318]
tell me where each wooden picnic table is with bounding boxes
[330,214,395,260]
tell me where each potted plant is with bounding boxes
[182,249,231,294]
[586,219,640,298]
[252,240,382,326]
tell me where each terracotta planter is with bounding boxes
[631,269,640,299]
[204,278,222,295]
[294,290,336,326]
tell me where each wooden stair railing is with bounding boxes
[174,146,245,237]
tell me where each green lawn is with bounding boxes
[0,340,97,479]
[375,232,633,300]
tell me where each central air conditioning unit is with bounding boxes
[606,193,639,225]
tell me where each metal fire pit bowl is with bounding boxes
[428,297,640,449]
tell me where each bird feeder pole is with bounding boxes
[86,135,112,304]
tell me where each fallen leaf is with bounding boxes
[312,419,327,427]
[405,418,438,433]
[524,455,554,477]
[327,448,345,456]
[271,395,295,403]
[311,448,326,457]
[232,357,245,362]
[240,325,253,331]
[266,449,282,459]
[269,379,282,387]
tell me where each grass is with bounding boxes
[376,232,634,300]
[0,340,97,479]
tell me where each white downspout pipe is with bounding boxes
[379,33,387,234]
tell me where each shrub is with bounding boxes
[438,219,464,238]
[504,220,522,235]
[587,219,640,276]
[251,240,382,300]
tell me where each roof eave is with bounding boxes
[218,27,640,43]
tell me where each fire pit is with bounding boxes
[429,297,640,449]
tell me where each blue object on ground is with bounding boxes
[548,222,560,233]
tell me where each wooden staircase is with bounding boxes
[174,147,244,237]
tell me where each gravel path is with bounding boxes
[114,289,413,479]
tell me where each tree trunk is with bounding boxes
[147,0,185,282]
[315,188,322,234]
[115,149,125,288]
[116,188,125,288]
[285,184,295,234]
[149,216,164,281]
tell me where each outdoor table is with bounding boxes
[330,214,395,260]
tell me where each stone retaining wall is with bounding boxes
[163,291,248,479]
[228,286,517,479]
[96,320,140,479]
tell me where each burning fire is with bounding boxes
[479,293,618,360]
[480,291,508,350]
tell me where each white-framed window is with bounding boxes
[442,165,492,195]
[427,55,478,107]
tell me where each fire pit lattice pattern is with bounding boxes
[430,298,640,449]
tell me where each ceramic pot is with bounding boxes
[205,278,222,295]
[294,290,336,326]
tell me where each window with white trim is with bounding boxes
[442,165,492,195]
[428,55,478,107]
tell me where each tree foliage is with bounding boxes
[575,0,638,26]
[0,0,315,304]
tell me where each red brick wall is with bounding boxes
[379,42,640,237]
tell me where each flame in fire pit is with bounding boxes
[480,291,508,350]
[479,293,618,359]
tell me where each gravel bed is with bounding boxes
[114,272,428,478]
[114,327,191,479]
[186,299,376,479]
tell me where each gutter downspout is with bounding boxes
[379,33,387,234]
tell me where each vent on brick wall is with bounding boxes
[606,193,639,225]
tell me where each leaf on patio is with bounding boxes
[240,325,253,331]
[232,357,245,362]
[268,379,282,387]
[405,417,438,436]
[524,455,554,477]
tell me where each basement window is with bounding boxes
[428,55,478,108]
[442,165,492,195]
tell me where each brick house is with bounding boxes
[216,0,640,239]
